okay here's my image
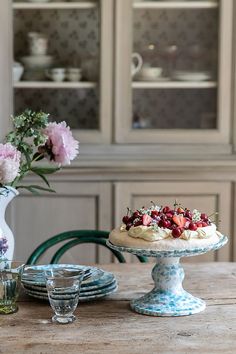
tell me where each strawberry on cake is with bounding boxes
[109,203,224,251]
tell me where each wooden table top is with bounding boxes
[0,262,236,354]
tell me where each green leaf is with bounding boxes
[16,185,56,194]
[31,167,60,175]
[31,169,51,187]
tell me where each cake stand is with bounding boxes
[107,235,228,317]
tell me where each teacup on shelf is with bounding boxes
[46,68,66,82]
[66,68,82,82]
[136,67,163,81]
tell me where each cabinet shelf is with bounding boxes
[13,2,97,10]
[133,1,218,10]
[132,81,217,89]
[14,81,97,89]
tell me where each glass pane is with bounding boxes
[14,88,99,130]
[13,5,100,130]
[133,89,217,130]
[132,5,219,130]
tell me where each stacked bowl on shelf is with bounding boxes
[20,32,54,81]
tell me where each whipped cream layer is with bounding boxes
[109,224,223,251]
[121,224,217,242]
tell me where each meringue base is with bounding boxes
[109,228,222,251]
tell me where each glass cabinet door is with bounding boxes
[12,0,113,143]
[115,0,233,148]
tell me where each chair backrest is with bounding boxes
[26,230,148,264]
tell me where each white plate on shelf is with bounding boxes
[172,70,212,82]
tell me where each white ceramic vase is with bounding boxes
[0,187,19,260]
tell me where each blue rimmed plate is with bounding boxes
[22,271,115,292]
[22,264,102,286]
[25,282,118,302]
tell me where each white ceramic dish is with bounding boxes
[172,70,212,82]
[13,62,24,82]
[138,67,163,79]
[20,55,54,69]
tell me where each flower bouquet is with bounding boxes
[0,110,79,258]
[0,110,78,193]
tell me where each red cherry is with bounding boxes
[152,215,161,223]
[165,212,173,219]
[196,221,203,228]
[160,214,167,220]
[163,206,170,213]
[201,221,208,227]
[126,223,132,231]
[203,218,209,223]
[162,220,171,229]
[134,220,143,227]
[184,210,192,219]
[151,210,159,218]
[169,210,176,215]
[201,213,208,220]
[122,215,130,224]
[172,227,182,238]
[133,211,140,219]
[189,222,197,231]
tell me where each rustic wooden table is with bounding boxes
[0,263,236,354]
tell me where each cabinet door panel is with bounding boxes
[7,182,112,264]
[115,182,231,262]
[114,0,233,147]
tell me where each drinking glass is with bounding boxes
[44,268,85,324]
[0,261,25,315]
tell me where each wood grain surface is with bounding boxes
[0,263,236,354]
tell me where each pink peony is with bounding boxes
[42,122,79,166]
[0,143,21,184]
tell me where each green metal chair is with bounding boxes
[26,230,148,265]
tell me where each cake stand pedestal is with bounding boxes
[107,236,227,317]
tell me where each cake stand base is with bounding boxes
[130,290,206,317]
[107,235,227,317]
[131,257,205,317]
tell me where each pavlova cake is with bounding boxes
[109,203,224,251]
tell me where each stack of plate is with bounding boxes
[22,264,117,302]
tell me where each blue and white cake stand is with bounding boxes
[107,235,228,317]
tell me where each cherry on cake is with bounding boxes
[109,203,224,251]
